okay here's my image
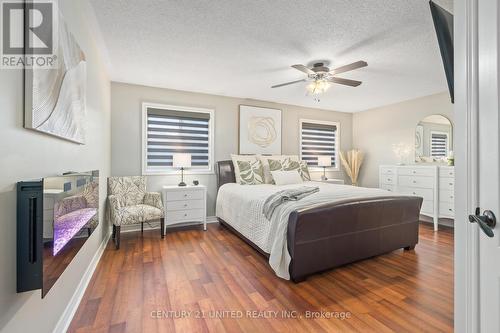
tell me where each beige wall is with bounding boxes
[111,82,353,215]
[353,92,454,188]
[0,1,111,332]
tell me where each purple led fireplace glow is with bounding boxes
[53,208,97,255]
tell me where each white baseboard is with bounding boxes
[53,231,111,333]
[116,216,219,233]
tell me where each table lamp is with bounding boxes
[173,153,191,186]
[317,156,332,180]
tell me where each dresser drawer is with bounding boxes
[380,166,396,175]
[421,200,434,215]
[380,184,395,192]
[439,178,455,191]
[380,174,396,185]
[439,167,455,178]
[166,199,205,211]
[165,190,204,202]
[439,190,455,203]
[398,167,435,177]
[398,186,434,201]
[166,208,204,222]
[398,175,434,188]
[439,202,455,217]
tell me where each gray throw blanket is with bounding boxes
[262,186,319,220]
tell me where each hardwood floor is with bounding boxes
[69,223,453,333]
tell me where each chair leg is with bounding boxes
[141,222,144,234]
[112,224,116,240]
[87,228,92,237]
[115,226,121,250]
[160,218,165,239]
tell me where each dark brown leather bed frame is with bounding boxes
[215,160,423,282]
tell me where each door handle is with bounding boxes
[469,208,496,238]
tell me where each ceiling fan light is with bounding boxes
[306,79,330,95]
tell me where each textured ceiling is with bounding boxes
[90,0,454,112]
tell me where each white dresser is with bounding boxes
[379,165,454,230]
[162,185,207,231]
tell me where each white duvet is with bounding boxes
[216,181,395,280]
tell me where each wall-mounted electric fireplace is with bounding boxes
[17,171,99,297]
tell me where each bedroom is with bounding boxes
[1,0,499,332]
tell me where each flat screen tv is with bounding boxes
[429,1,454,103]
[17,171,99,297]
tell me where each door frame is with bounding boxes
[454,0,480,331]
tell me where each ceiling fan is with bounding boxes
[271,60,368,95]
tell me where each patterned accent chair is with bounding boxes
[108,176,164,249]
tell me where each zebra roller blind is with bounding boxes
[430,132,448,157]
[145,106,212,173]
[300,121,338,167]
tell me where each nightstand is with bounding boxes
[162,185,207,231]
[317,178,345,185]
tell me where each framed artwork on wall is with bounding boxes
[239,105,282,154]
[24,10,87,144]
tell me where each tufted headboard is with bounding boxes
[216,160,236,191]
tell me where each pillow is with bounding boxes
[235,159,265,185]
[259,155,299,184]
[231,154,259,184]
[298,161,311,181]
[267,157,301,183]
[271,170,303,186]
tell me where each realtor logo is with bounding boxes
[1,0,58,68]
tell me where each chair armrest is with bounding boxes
[144,192,164,212]
[54,195,87,219]
[108,194,122,224]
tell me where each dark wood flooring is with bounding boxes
[69,222,453,332]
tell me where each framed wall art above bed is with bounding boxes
[239,105,281,154]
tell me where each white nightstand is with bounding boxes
[162,185,207,231]
[316,178,345,185]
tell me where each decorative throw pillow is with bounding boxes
[259,155,300,184]
[236,159,265,185]
[231,154,260,184]
[298,161,311,181]
[268,157,301,183]
[271,170,303,185]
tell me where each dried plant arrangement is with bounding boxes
[339,150,364,186]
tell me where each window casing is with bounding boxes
[142,103,214,175]
[299,119,340,170]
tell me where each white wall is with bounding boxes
[0,1,111,332]
[111,82,353,216]
[353,92,454,187]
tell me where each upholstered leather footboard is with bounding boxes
[286,196,422,282]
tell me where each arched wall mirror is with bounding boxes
[415,114,453,163]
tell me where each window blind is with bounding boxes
[146,107,211,171]
[431,133,448,157]
[300,121,337,167]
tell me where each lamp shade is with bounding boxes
[317,156,332,167]
[173,153,191,168]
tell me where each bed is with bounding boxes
[215,160,423,282]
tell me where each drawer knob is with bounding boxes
[184,204,187,207]
[413,192,416,195]
[184,213,187,217]
[184,194,188,197]
[449,208,453,211]
[449,172,453,175]
[449,183,453,186]
[413,171,416,174]
[413,180,417,184]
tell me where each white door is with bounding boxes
[477,0,500,331]
[455,0,500,331]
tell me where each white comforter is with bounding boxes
[215,181,395,280]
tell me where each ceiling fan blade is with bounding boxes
[291,64,315,75]
[271,79,306,88]
[329,77,362,87]
[331,60,368,75]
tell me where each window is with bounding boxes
[299,119,340,169]
[142,103,214,175]
[430,131,449,158]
